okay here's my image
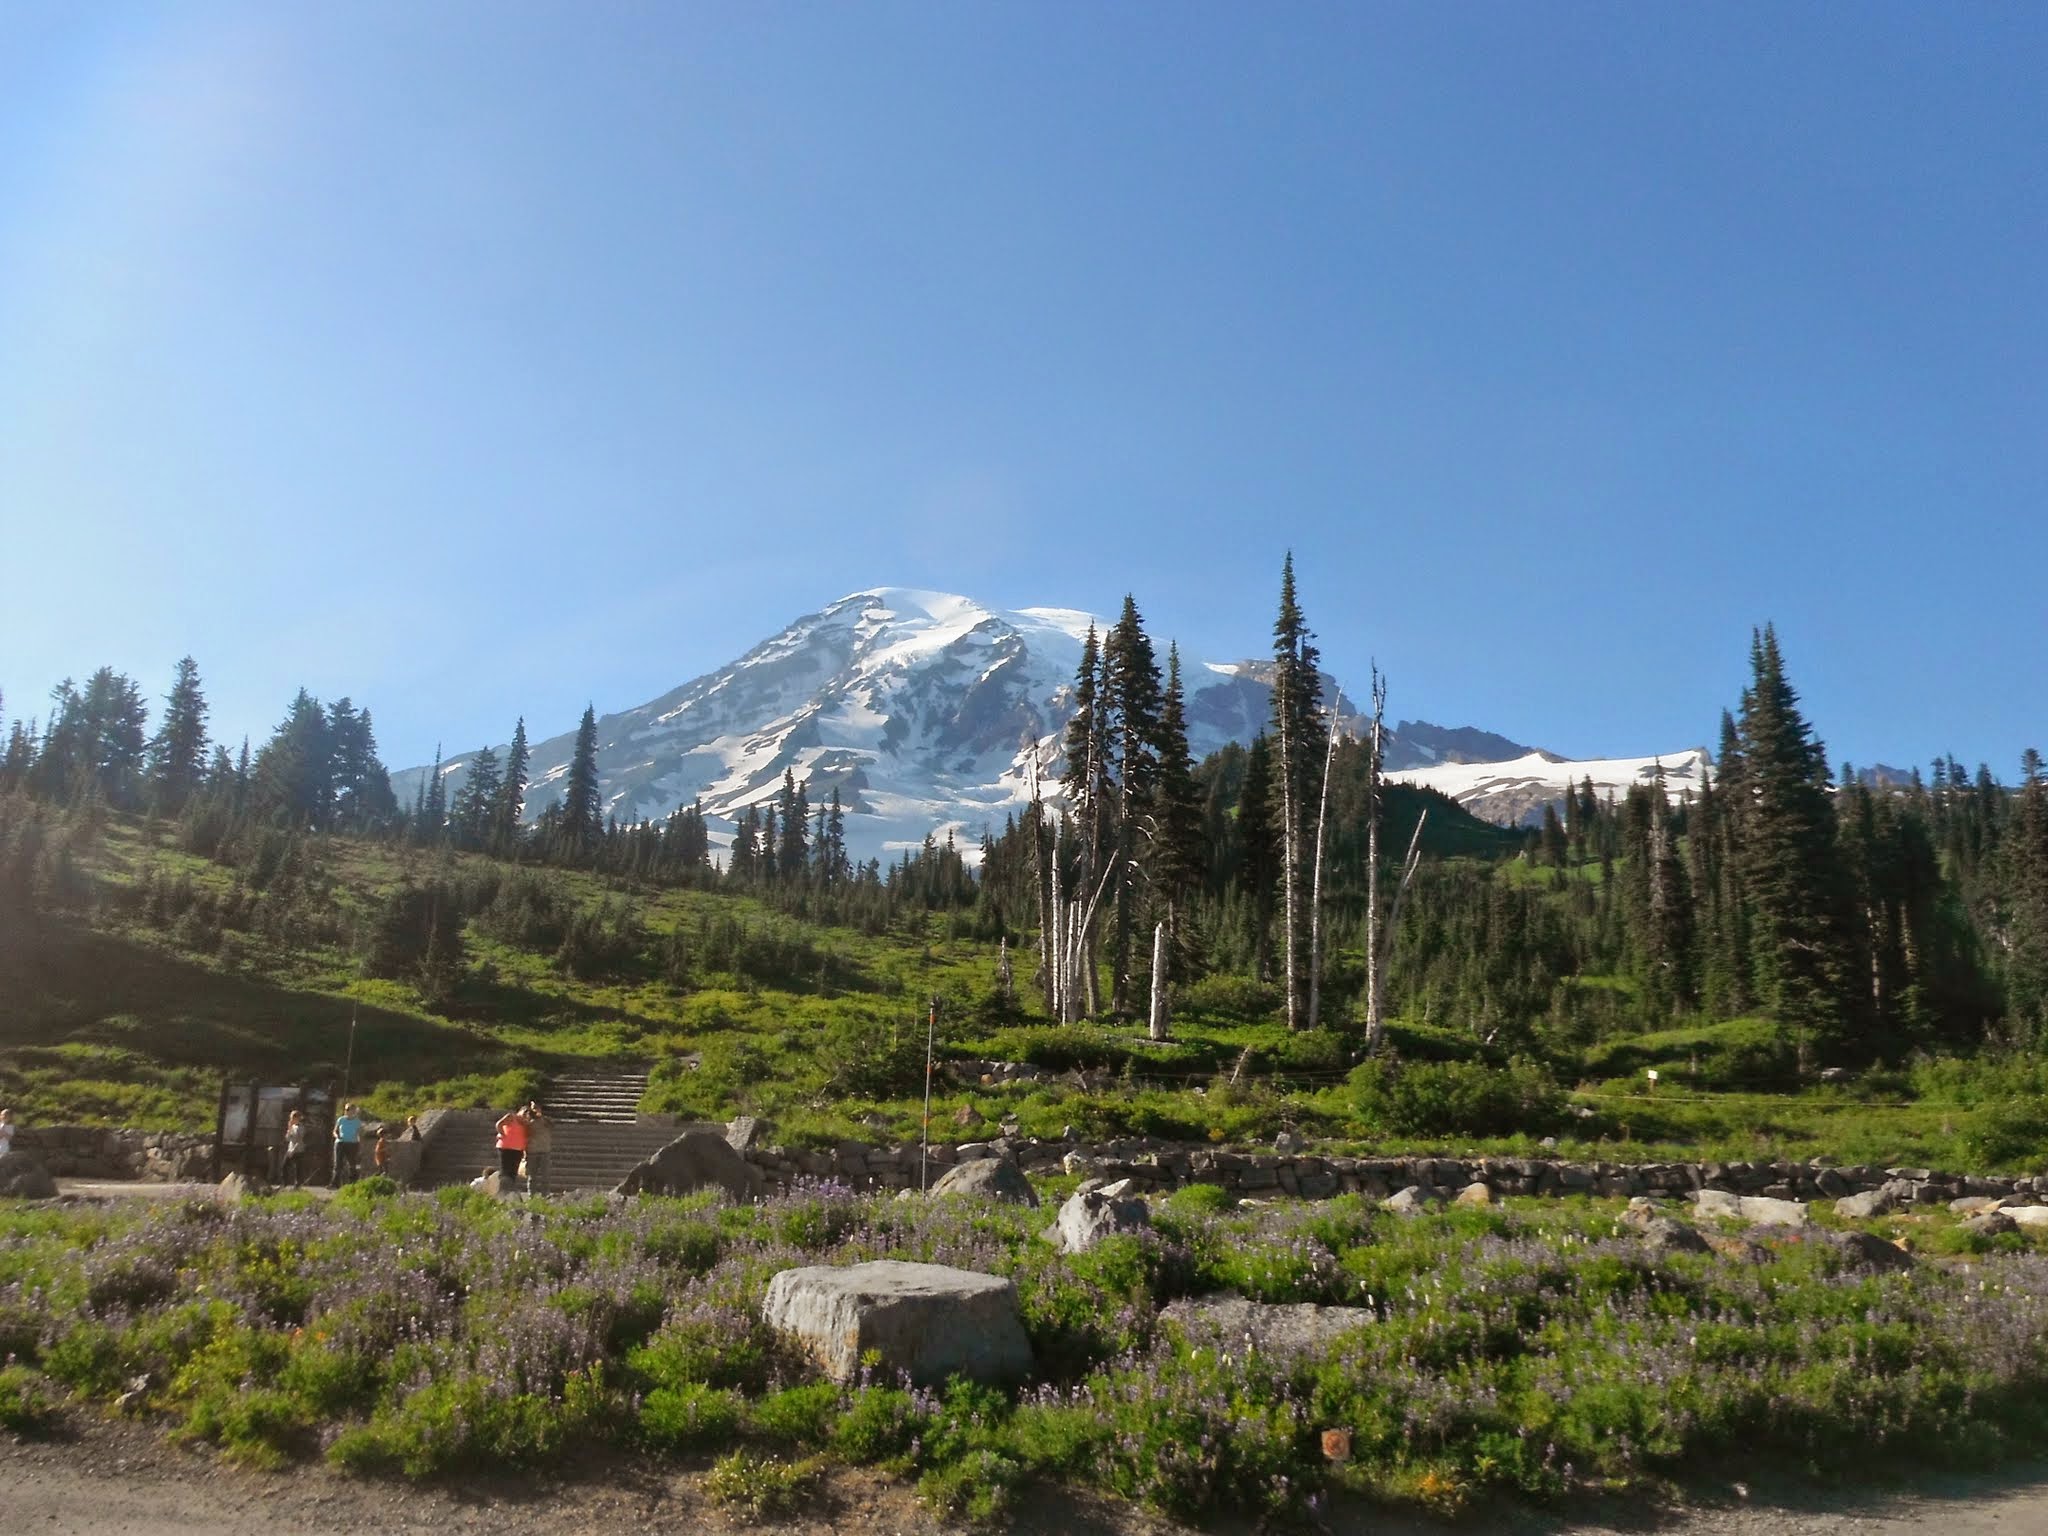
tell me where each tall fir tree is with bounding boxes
[147,657,209,815]
[1102,595,1162,1015]
[1735,625,1849,1066]
[493,718,530,853]
[560,705,602,857]
[1268,554,1323,1029]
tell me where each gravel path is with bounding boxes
[5,1421,2048,1535]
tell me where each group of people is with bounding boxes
[477,1101,553,1194]
[277,1104,423,1188]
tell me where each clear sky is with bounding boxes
[3,4,2042,780]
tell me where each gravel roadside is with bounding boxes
[6,1419,2048,1535]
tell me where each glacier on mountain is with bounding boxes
[397,588,1687,862]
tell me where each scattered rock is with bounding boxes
[2004,1205,2048,1229]
[1835,1186,1904,1220]
[762,1260,1032,1385]
[1619,1202,1711,1256]
[1045,1186,1152,1253]
[614,1131,765,1201]
[929,1156,1039,1208]
[1382,1185,1443,1215]
[1961,1210,2019,1240]
[1160,1296,1375,1362]
[1949,1194,2006,1215]
[1274,1131,1305,1154]
[1822,1229,1917,1273]
[1695,1189,1808,1227]
[0,1152,58,1200]
[725,1116,767,1152]
[216,1172,262,1203]
[1454,1182,1494,1207]
[1704,1232,1776,1265]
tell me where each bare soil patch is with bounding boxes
[6,1418,2048,1535]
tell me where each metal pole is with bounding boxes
[920,995,937,1191]
[342,1007,358,1103]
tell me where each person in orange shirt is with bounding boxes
[494,1106,529,1187]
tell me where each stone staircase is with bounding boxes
[543,1066,652,1124]
[412,1067,720,1193]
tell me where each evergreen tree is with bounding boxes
[776,769,808,879]
[1736,625,1849,1065]
[2006,747,2048,1041]
[452,746,502,847]
[1268,554,1323,1028]
[1102,594,1162,1014]
[1236,732,1279,981]
[1150,644,1206,977]
[493,718,530,853]
[560,705,602,857]
[328,699,396,829]
[147,657,209,815]
[419,743,448,841]
[252,689,334,829]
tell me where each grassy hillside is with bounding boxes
[2,808,2041,1170]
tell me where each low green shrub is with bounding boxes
[1349,1055,1564,1137]
[749,1381,841,1447]
[703,1450,819,1518]
[640,1383,744,1451]
[919,1448,1025,1527]
[0,1364,63,1435]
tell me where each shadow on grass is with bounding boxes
[0,918,529,1087]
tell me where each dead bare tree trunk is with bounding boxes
[1028,747,1054,1013]
[1370,811,1427,1050]
[1148,920,1169,1041]
[1306,702,1340,1032]
[1363,667,1423,1053]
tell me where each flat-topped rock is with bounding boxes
[929,1156,1039,1207]
[1045,1186,1151,1253]
[0,1152,57,1200]
[1160,1296,1375,1362]
[1696,1189,1808,1227]
[762,1261,1032,1385]
[615,1130,764,1201]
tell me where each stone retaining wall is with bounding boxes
[742,1135,2045,1206]
[12,1121,2043,1208]
[13,1125,215,1181]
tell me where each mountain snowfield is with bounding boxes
[399,588,1706,862]
[1387,748,1713,829]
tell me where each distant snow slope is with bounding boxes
[1389,748,1712,827]
[396,587,1607,862]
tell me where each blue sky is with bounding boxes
[2,4,2042,778]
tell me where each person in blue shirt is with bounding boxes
[331,1103,364,1186]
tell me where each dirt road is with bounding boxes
[4,1419,2045,1534]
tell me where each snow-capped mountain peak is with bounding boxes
[398,588,1686,860]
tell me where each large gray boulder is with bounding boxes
[2005,1205,2048,1229]
[615,1130,764,1201]
[762,1261,1032,1385]
[1382,1184,1444,1215]
[1835,1180,1917,1221]
[1160,1296,1375,1363]
[1823,1229,1917,1273]
[1695,1189,1808,1227]
[929,1156,1039,1208]
[1622,1199,1711,1257]
[0,1152,57,1199]
[1045,1186,1151,1253]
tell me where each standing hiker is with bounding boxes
[280,1110,309,1187]
[331,1103,364,1186]
[494,1105,529,1187]
[523,1102,554,1197]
